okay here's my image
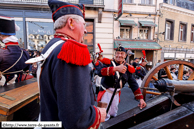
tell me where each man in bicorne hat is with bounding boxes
[27,0,106,128]
[95,45,146,121]
[0,14,30,86]
[135,50,148,87]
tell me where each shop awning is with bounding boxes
[119,20,137,26]
[139,21,157,27]
[114,39,162,50]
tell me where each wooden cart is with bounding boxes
[0,78,39,121]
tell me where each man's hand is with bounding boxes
[138,99,146,109]
[114,64,127,74]
[97,107,106,122]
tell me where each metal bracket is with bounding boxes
[0,94,15,101]
[182,103,194,112]
[163,93,181,107]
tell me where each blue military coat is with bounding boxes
[39,37,101,129]
[0,42,30,85]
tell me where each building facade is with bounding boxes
[112,0,162,68]
[1,0,194,65]
[0,0,116,58]
[158,1,194,63]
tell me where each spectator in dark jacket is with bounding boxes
[132,58,139,68]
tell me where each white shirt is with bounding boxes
[171,72,177,80]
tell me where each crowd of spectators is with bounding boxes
[158,63,193,81]
[26,50,41,77]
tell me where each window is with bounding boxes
[191,25,194,42]
[15,18,24,48]
[44,35,48,40]
[179,23,187,42]
[29,34,35,39]
[141,0,152,4]
[166,22,171,40]
[26,20,54,51]
[49,35,54,40]
[83,20,94,53]
[123,0,133,3]
[79,0,93,4]
[120,27,132,39]
[180,25,183,41]
[165,20,174,40]
[169,0,175,5]
[26,18,54,51]
[139,28,148,39]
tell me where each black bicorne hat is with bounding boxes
[48,0,85,22]
[0,14,15,35]
[116,44,127,53]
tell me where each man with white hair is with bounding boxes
[0,14,30,86]
[27,0,106,128]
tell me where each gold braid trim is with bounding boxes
[135,94,143,97]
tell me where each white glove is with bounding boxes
[0,73,6,86]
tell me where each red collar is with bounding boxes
[5,42,19,48]
[140,64,144,67]
[54,32,75,40]
[54,35,63,38]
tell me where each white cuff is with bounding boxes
[0,75,6,86]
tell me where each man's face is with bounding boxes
[73,17,87,43]
[115,51,126,63]
[98,55,103,60]
[141,61,147,66]
[135,59,139,63]
[172,69,176,72]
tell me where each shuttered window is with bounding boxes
[165,22,171,40]
[165,19,174,40]
[179,23,187,42]
[139,28,149,39]
[191,26,194,42]
[120,27,131,39]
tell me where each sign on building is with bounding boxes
[176,53,185,59]
[115,0,123,20]
[186,54,194,59]
[164,53,175,58]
